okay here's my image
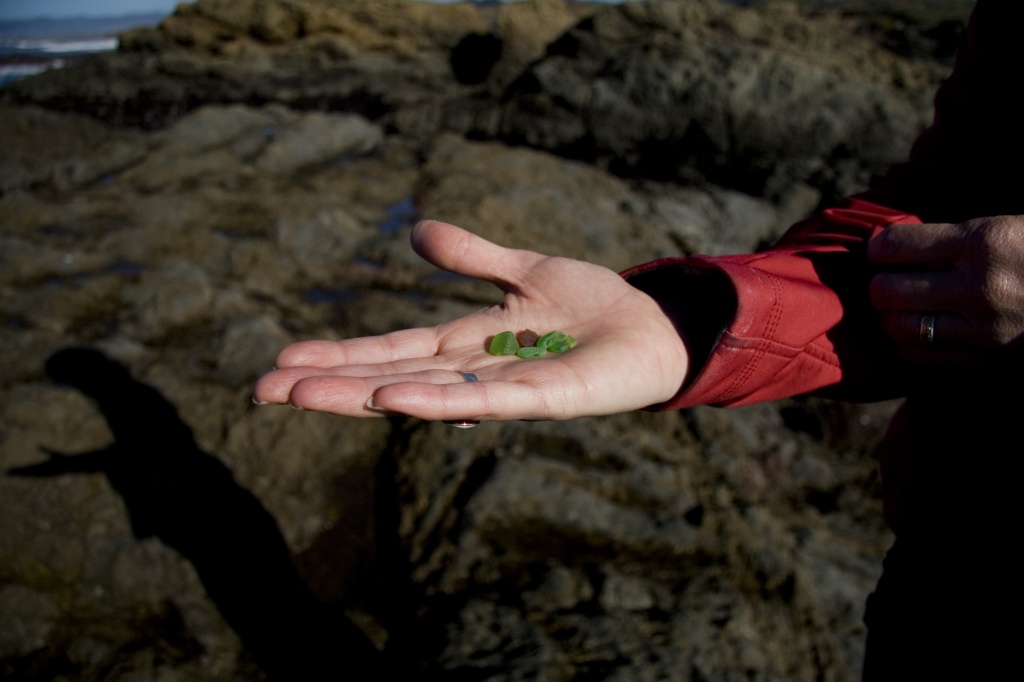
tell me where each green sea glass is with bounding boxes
[546,336,577,353]
[489,330,575,358]
[535,331,564,350]
[488,331,520,355]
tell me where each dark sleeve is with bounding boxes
[867,0,1024,222]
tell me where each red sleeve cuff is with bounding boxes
[623,199,920,409]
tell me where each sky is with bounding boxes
[0,0,626,23]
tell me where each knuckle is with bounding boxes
[990,320,1015,346]
[981,266,1024,314]
[989,313,1024,346]
[976,215,1024,254]
[982,268,1012,302]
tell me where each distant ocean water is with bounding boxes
[0,14,166,88]
[0,37,119,88]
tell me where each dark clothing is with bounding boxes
[625,1,1024,676]
[873,0,1024,224]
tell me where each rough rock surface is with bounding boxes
[4,0,951,198]
[0,1,971,680]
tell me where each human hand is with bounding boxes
[867,215,1024,365]
[253,220,688,421]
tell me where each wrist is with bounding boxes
[622,261,737,400]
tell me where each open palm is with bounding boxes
[253,221,689,421]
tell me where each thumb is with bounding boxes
[411,220,544,291]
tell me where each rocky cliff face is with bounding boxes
[0,1,970,680]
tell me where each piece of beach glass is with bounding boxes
[536,331,567,350]
[538,331,577,353]
[489,331,520,356]
[546,335,577,353]
[517,329,540,347]
[516,346,548,359]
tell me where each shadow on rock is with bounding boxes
[9,348,390,680]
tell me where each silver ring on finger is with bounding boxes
[444,371,481,428]
[919,313,937,346]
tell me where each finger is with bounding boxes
[274,328,441,369]
[269,368,488,413]
[896,346,990,368]
[867,222,963,267]
[254,349,517,403]
[869,271,965,311]
[877,312,972,346]
[370,379,568,421]
[411,220,545,291]
[253,366,425,405]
